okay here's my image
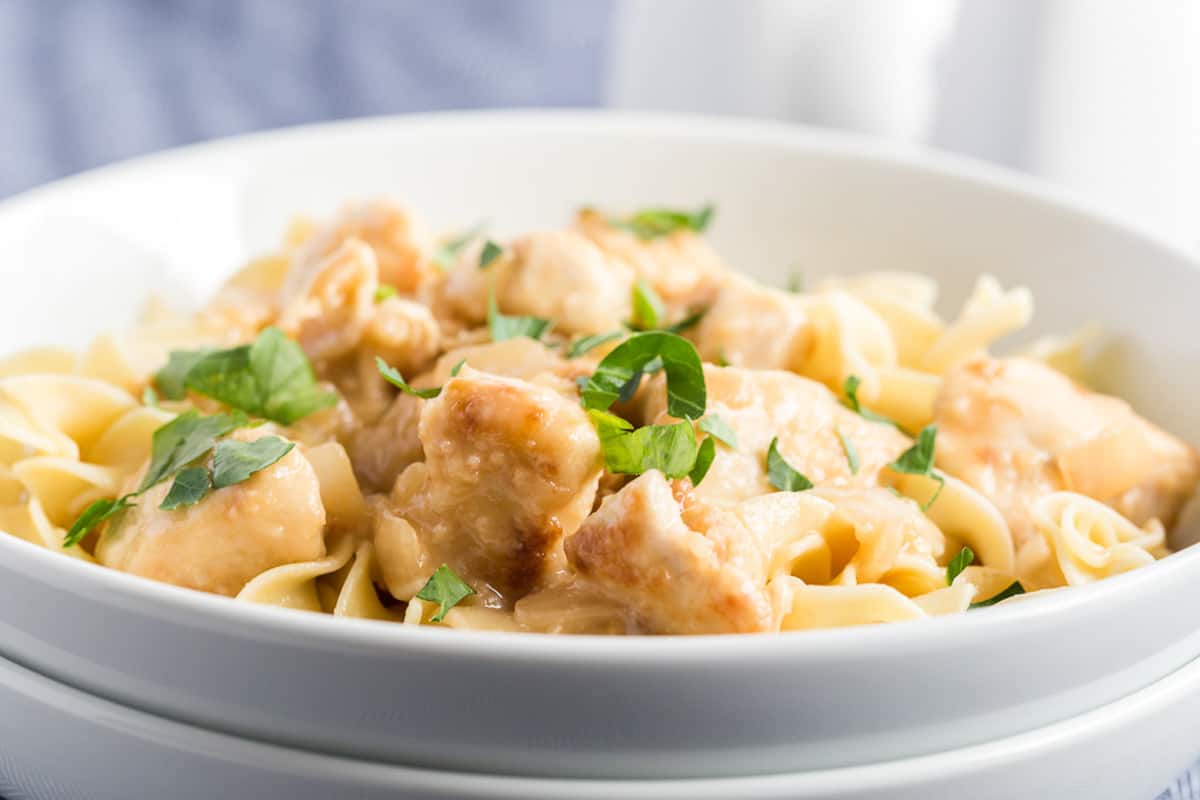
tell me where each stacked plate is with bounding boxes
[1,113,1199,799]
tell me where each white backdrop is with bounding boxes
[608,0,1200,252]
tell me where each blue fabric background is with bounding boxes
[0,0,612,197]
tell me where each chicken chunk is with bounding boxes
[292,199,434,294]
[565,471,775,634]
[435,230,634,335]
[278,239,378,363]
[935,357,1200,547]
[575,209,729,313]
[640,366,912,506]
[387,368,603,600]
[690,275,812,369]
[95,429,327,596]
[347,339,590,491]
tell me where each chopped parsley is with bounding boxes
[478,240,503,269]
[767,437,813,492]
[689,436,716,486]
[588,411,699,479]
[376,357,442,399]
[154,349,213,401]
[164,328,337,425]
[970,581,1025,609]
[889,424,944,510]
[416,564,476,622]
[836,428,860,474]
[374,284,398,303]
[142,385,160,408]
[159,467,213,511]
[211,436,295,489]
[843,374,900,428]
[449,359,466,377]
[947,546,974,585]
[567,331,624,359]
[610,205,714,240]
[63,497,133,548]
[698,414,737,449]
[787,271,805,293]
[581,331,706,420]
[487,292,554,343]
[631,278,665,330]
[139,410,243,492]
[432,224,484,270]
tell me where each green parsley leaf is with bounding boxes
[947,546,975,586]
[567,331,624,359]
[449,359,466,377]
[416,564,476,622]
[715,349,731,367]
[767,437,813,492]
[432,224,484,271]
[581,331,706,420]
[139,410,243,492]
[478,240,503,269]
[376,357,442,399]
[787,271,804,293]
[698,414,738,448]
[159,467,213,510]
[182,328,338,425]
[843,374,899,428]
[63,496,133,548]
[611,205,715,240]
[665,307,708,334]
[142,386,160,407]
[970,581,1025,609]
[836,428,860,474]
[211,436,295,489]
[631,278,665,330]
[487,292,554,343]
[689,436,716,486]
[589,411,700,479]
[154,349,213,401]
[888,424,944,510]
[374,285,398,303]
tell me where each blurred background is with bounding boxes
[1,0,1196,250]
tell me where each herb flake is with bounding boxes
[581,331,706,420]
[767,437,813,492]
[947,546,974,585]
[416,564,476,622]
[588,411,700,479]
[487,293,554,343]
[689,436,716,486]
[567,331,624,359]
[376,357,441,399]
[836,428,860,474]
[159,467,213,510]
[478,240,503,269]
[698,414,738,449]
[843,374,899,428]
[611,205,714,240]
[970,581,1025,609]
[211,436,295,489]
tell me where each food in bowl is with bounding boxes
[1,199,1194,635]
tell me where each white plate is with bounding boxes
[0,649,1198,800]
[1,112,1199,779]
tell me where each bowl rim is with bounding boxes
[2,108,1198,662]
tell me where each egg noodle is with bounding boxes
[0,200,1192,634]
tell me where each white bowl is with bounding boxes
[1,112,1199,779]
[1,646,1199,799]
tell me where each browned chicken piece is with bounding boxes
[565,471,775,634]
[291,199,434,294]
[278,239,378,363]
[347,338,591,492]
[575,208,729,313]
[690,275,813,369]
[935,356,1200,548]
[95,429,327,596]
[640,366,912,506]
[434,230,635,335]
[386,367,603,601]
